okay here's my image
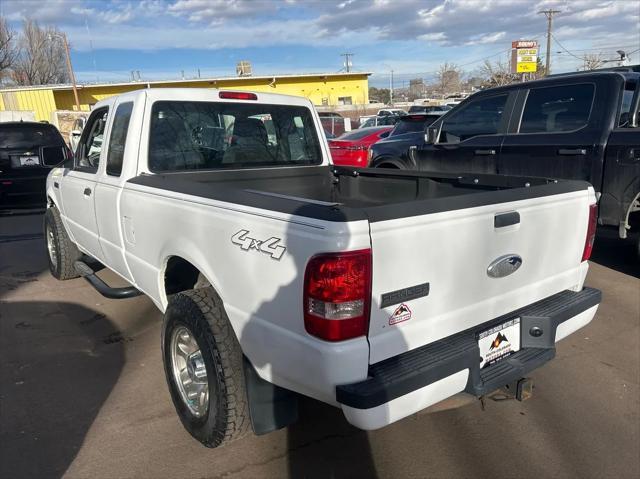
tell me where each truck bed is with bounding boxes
[127,166,590,223]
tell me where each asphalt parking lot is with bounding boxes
[1,211,638,479]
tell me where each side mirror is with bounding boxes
[424,126,439,144]
[379,131,390,139]
[41,146,67,167]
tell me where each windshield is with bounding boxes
[0,124,64,149]
[391,116,440,136]
[149,101,323,172]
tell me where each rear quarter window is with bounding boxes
[106,102,133,176]
[519,84,595,133]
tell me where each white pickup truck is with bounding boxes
[43,88,601,448]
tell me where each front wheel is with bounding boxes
[162,288,250,448]
[44,206,81,280]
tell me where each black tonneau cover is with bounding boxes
[127,166,590,223]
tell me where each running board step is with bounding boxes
[74,261,142,299]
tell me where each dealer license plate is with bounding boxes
[478,318,521,369]
[15,156,40,167]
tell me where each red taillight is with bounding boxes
[582,204,598,262]
[219,91,257,100]
[303,249,372,341]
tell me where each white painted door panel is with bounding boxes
[58,170,102,260]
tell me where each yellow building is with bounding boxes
[0,72,371,121]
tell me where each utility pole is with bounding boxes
[389,69,394,105]
[341,53,354,72]
[53,32,81,112]
[539,9,561,75]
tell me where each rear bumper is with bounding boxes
[337,287,601,429]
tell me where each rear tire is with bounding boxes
[44,206,81,280]
[162,287,250,448]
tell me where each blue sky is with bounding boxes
[2,0,639,87]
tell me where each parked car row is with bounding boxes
[329,112,445,168]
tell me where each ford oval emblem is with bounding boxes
[487,254,522,278]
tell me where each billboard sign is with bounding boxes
[511,40,538,73]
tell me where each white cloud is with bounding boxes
[418,32,447,42]
[465,31,506,46]
[168,0,276,24]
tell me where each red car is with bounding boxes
[328,126,392,167]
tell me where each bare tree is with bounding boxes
[479,59,518,87]
[480,57,547,87]
[582,53,605,71]
[0,16,18,80]
[436,62,462,96]
[12,19,69,86]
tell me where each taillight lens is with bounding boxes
[304,249,372,341]
[582,203,598,262]
[219,91,258,100]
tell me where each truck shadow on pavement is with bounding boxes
[285,396,378,479]
[0,300,125,479]
[590,229,639,279]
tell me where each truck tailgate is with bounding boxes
[367,188,593,364]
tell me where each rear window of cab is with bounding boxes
[148,100,323,172]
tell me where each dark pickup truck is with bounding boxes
[370,71,640,252]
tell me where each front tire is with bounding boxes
[162,288,250,448]
[44,206,81,280]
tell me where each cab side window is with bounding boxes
[106,102,133,176]
[438,94,508,143]
[519,84,594,133]
[76,107,108,172]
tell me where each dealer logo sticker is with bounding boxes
[389,303,411,325]
[490,332,508,350]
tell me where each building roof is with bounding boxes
[0,71,373,93]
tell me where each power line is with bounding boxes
[550,32,584,61]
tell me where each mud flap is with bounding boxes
[243,357,299,435]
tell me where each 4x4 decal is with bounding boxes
[231,230,286,260]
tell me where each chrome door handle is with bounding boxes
[474,149,496,155]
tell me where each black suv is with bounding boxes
[0,121,70,208]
